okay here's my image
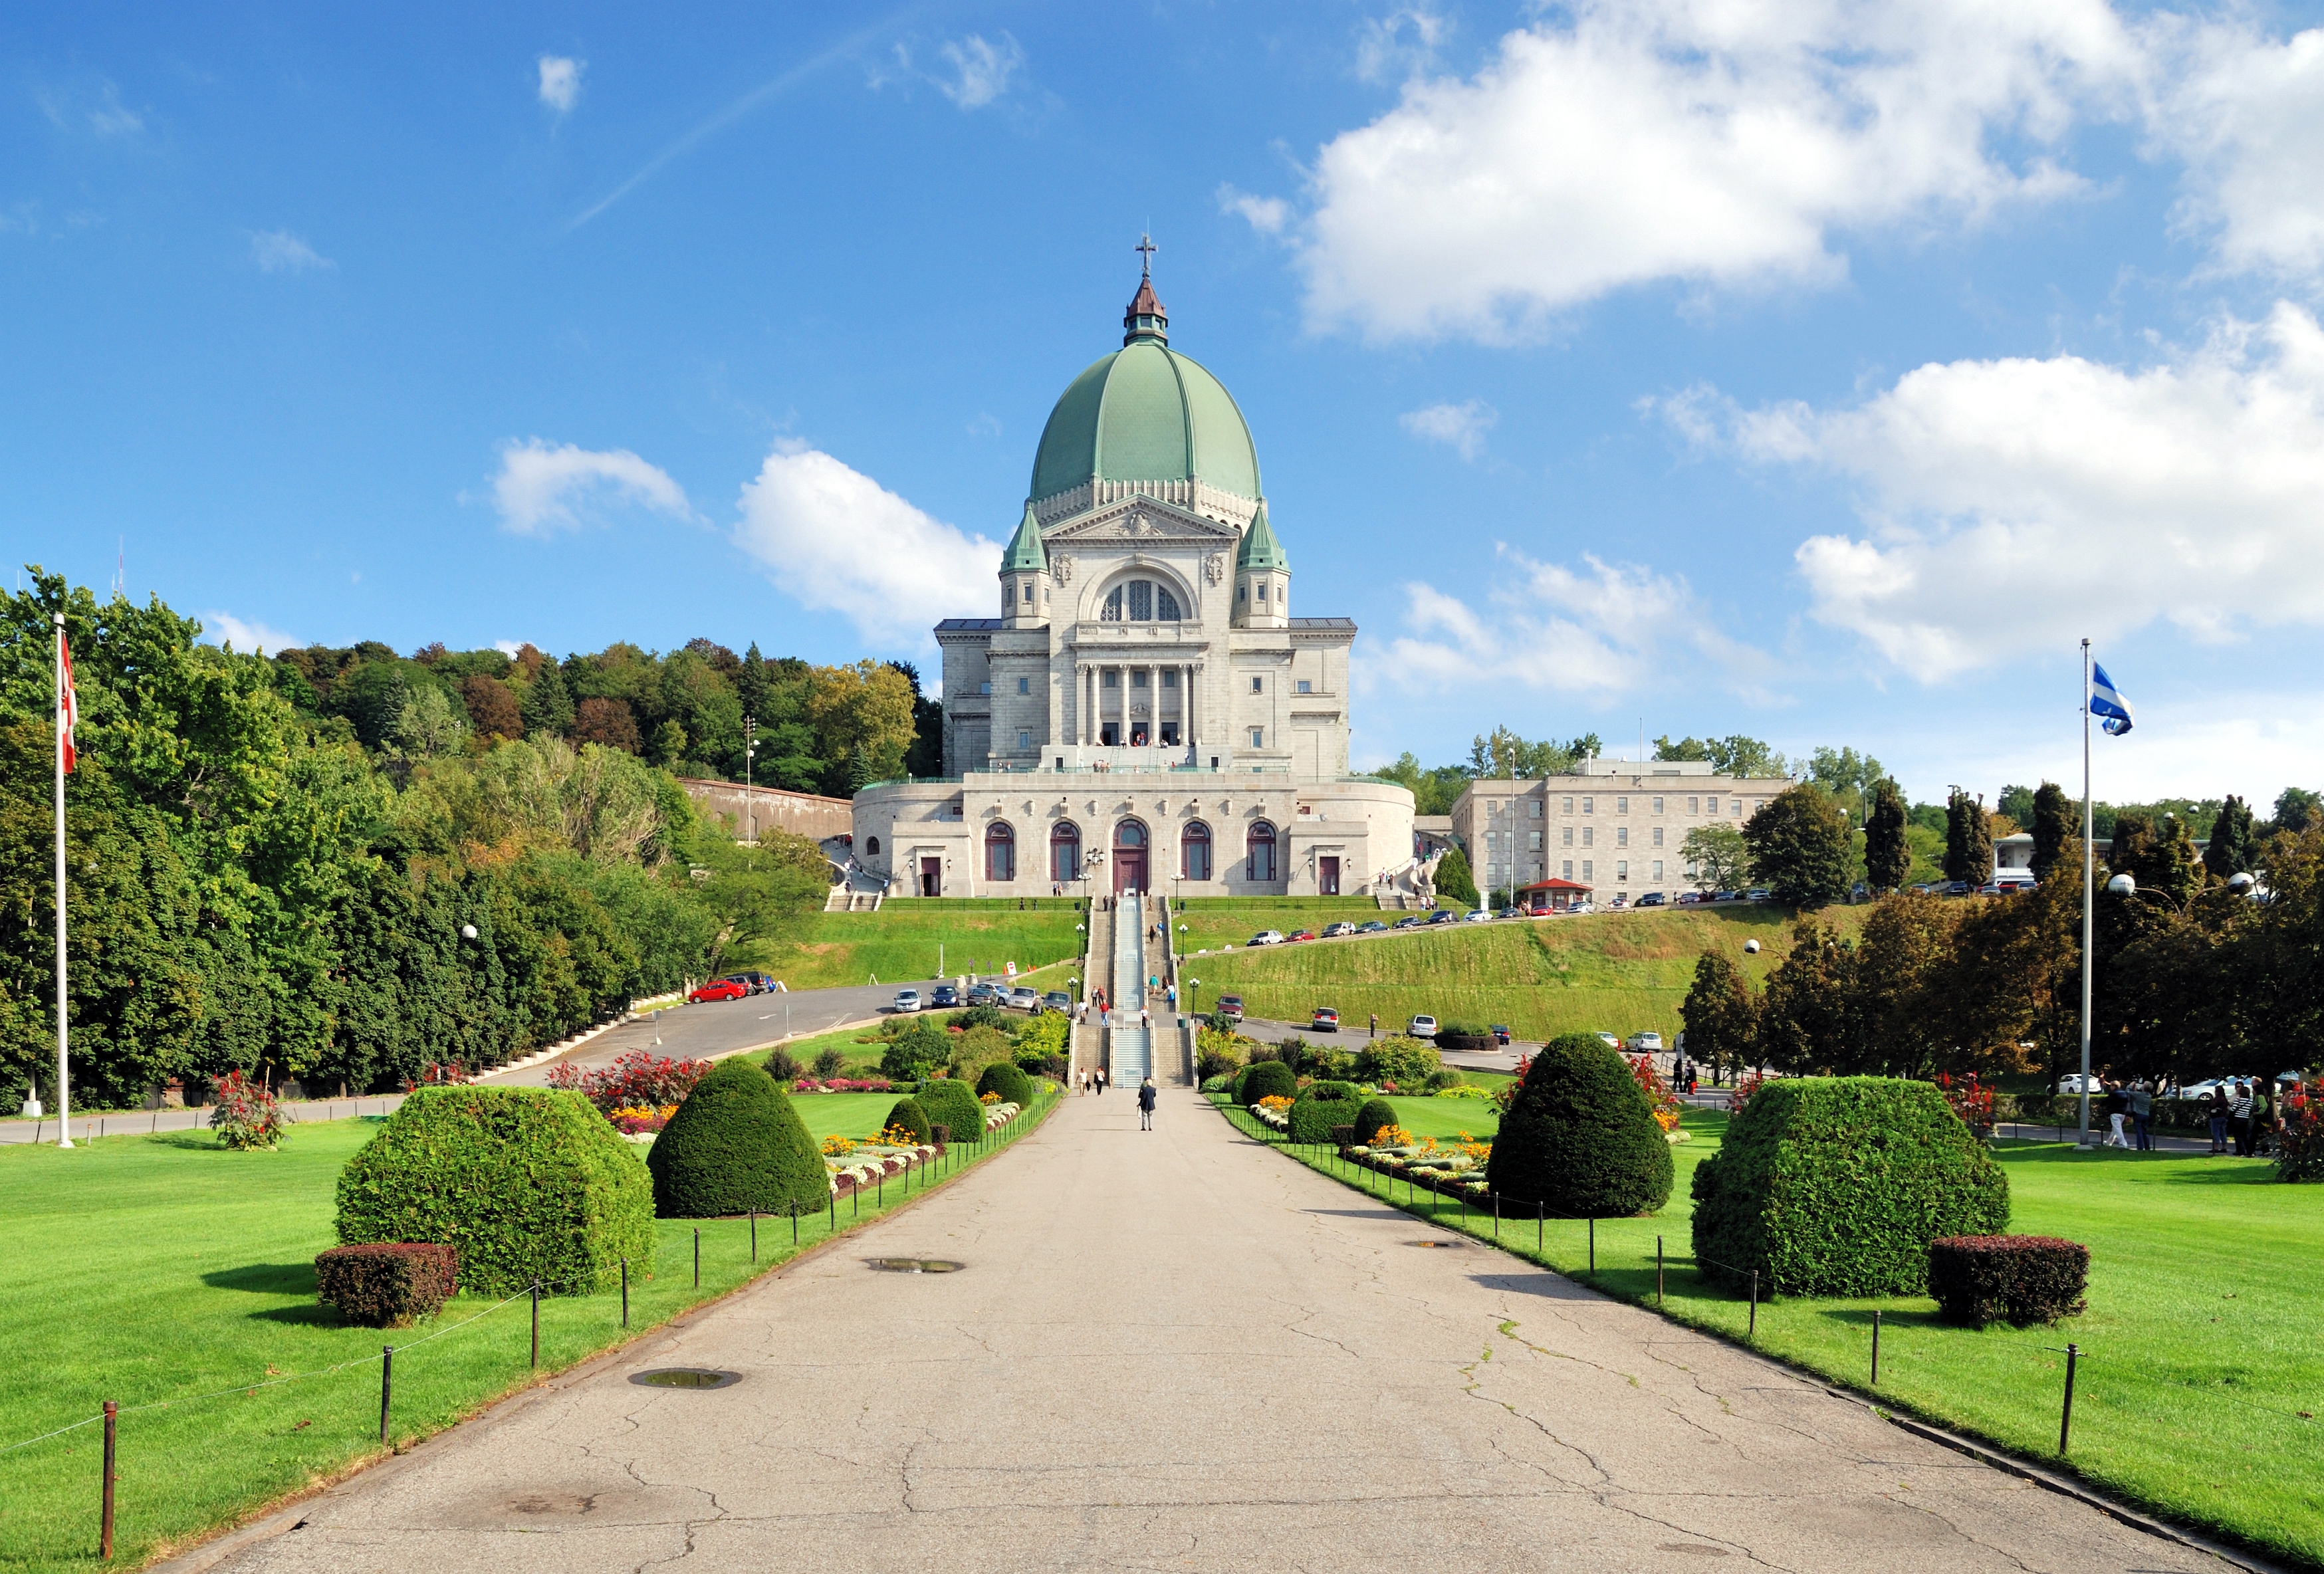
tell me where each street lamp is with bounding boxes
[1185,978,1200,1018]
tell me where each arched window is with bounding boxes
[985,822,1015,882]
[1157,587,1181,621]
[1246,820,1277,883]
[1050,821,1080,884]
[1127,580,1152,620]
[1115,820,1145,848]
[1181,820,1212,881]
[1102,587,1123,621]
[866,836,880,856]
[1102,578,1185,623]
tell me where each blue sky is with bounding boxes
[10,1,2324,808]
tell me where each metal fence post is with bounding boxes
[101,1400,118,1561]
[530,1282,540,1369]
[2060,1344,2079,1454]
[1588,1217,1595,1276]
[1537,1200,1544,1254]
[750,1210,758,1262]
[693,1228,700,1288]
[1657,1236,1665,1305]
[379,1346,394,1444]
[621,1258,630,1328]
[1871,1310,1881,1386]
[1748,1271,1758,1338]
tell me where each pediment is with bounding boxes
[1044,496,1240,546]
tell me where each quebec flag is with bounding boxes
[2090,663,2135,736]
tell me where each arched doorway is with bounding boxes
[1050,821,1081,887]
[1113,819,1147,896]
[1246,820,1278,884]
[1181,820,1212,882]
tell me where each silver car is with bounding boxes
[1007,986,1040,1011]
[892,988,921,1013]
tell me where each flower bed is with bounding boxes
[1337,1133,1502,1202]
[824,1097,1029,1194]
[790,1076,897,1094]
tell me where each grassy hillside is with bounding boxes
[739,900,1090,988]
[1186,905,1865,1041]
[1166,895,1391,955]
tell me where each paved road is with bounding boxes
[200,1090,2209,1573]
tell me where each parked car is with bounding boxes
[2055,1073,2101,1094]
[1311,1007,1341,1032]
[1042,991,1072,1015]
[1357,920,1389,933]
[1409,1014,1440,1038]
[1490,1024,1512,1046]
[1393,914,1425,929]
[1248,930,1286,947]
[1627,1030,1665,1052]
[687,978,750,1004]
[1322,921,1356,939]
[1746,887,1772,903]
[1595,1032,1621,1050]
[1462,907,1492,923]
[966,982,1001,1006]
[1286,929,1318,943]
[731,970,775,994]
[1635,891,1667,907]
[1426,909,1456,925]
[1006,985,1040,1011]
[892,988,922,1013]
[1710,890,1738,903]
[1943,881,1972,897]
[1607,893,1629,909]
[929,984,959,1008]
[1217,994,1246,1023]
[1677,891,1706,905]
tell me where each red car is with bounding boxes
[688,977,750,1004]
[1286,930,1318,943]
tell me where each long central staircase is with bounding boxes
[1107,895,1151,1088]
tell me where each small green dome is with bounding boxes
[1028,277,1262,506]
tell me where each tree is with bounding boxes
[518,656,575,738]
[1434,845,1479,906]
[1850,889,1958,1077]
[1679,824,1752,891]
[1996,784,2036,826]
[1805,746,1885,821]
[1483,1033,1673,1217]
[1469,726,1595,778]
[1756,917,1861,1072]
[574,696,641,754]
[1740,784,1851,908]
[460,675,523,740]
[2030,782,2075,883]
[2206,794,2258,882]
[1678,951,1756,1084]
[1657,734,1788,777]
[889,661,945,778]
[1369,752,1473,815]
[806,660,917,796]
[2273,787,2319,836]
[1944,789,1993,887]
[1864,778,1910,892]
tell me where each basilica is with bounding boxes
[850,267,1417,899]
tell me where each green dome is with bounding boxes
[1028,279,1262,506]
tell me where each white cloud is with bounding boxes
[2147,19,2324,281]
[493,639,528,658]
[1378,547,1780,701]
[1217,183,1290,236]
[488,438,693,534]
[1355,5,1452,84]
[1399,398,1498,459]
[733,444,996,641]
[934,33,1023,109]
[201,612,300,655]
[251,230,332,273]
[88,82,143,137]
[1671,302,2324,679]
[1299,0,2133,342]
[538,55,584,114]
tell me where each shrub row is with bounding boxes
[1928,1234,2089,1327]
[314,1242,460,1327]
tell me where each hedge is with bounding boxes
[1241,1060,1298,1103]
[885,1096,932,1145]
[1928,1235,2089,1327]
[1484,1033,1672,1219]
[646,1059,828,1219]
[314,1243,459,1328]
[335,1087,654,1295]
[1351,1097,1399,1146]
[1288,1080,1364,1143]
[915,1077,985,1147]
[1690,1077,2010,1297]
[976,1060,1034,1109]
[1355,1036,1440,1088]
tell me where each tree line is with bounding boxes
[1,572,830,1111]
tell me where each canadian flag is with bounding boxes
[59,630,78,773]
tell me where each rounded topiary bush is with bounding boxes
[1289,1080,1364,1143]
[1241,1060,1298,1103]
[916,1077,985,1146]
[336,1087,653,1295]
[885,1095,932,1145]
[1484,1033,1673,1220]
[976,1060,1034,1109]
[646,1059,828,1219]
[1352,1097,1400,1146]
[1691,1077,2010,1297]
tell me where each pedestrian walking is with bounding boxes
[1096,1069,1107,1096]
[1167,984,1177,1011]
[2103,1081,2130,1148]
[1076,1068,1086,1096]
[1138,1077,1157,1131]
[2230,1080,2254,1155]
[2130,1080,2154,1151]
[1369,1012,1378,1039]
[1140,1007,1150,1030]
[2208,1083,2230,1153]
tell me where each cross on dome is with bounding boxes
[1135,233,1157,277]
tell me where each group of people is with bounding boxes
[2096,1077,2280,1156]
[1071,1066,1160,1129]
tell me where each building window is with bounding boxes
[1250,675,1263,693]
[1652,796,1664,814]
[1617,860,1629,882]
[1258,582,1269,603]
[979,681,991,695]
[1617,827,1629,848]
[1018,677,1030,694]
[1688,796,1699,816]
[1181,820,1212,881]
[1652,859,1664,881]
[1732,799,1742,816]
[1102,587,1122,621]
[1652,826,1664,847]
[1582,796,1594,814]
[1529,800,1542,818]
[1050,821,1080,884]
[1237,583,1246,602]
[1128,580,1152,620]
[1582,827,1595,847]
[1157,587,1181,620]
[1562,827,1573,846]
[1247,820,1278,882]
[1562,859,1573,879]
[866,836,879,856]
[1162,669,1177,687]
[1562,796,1575,814]
[1528,831,1542,851]
[985,822,1015,881]
[1581,859,1593,881]
[1250,729,1264,748]
[1132,669,1147,688]
[1296,679,1312,693]
[1017,730,1031,750]
[1617,796,1629,814]
[1102,670,1119,687]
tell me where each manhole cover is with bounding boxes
[868,1258,965,1273]
[1407,1240,1464,1248]
[628,1369,741,1389]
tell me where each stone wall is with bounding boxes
[678,778,855,844]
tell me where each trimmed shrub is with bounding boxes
[1242,1060,1298,1103]
[1423,1069,1463,1093]
[1289,1080,1364,1143]
[1691,1077,2010,1297]
[647,1059,828,1219]
[336,1087,653,1295]
[885,1096,932,1145]
[916,1077,985,1147]
[1484,1034,1673,1219]
[1352,1097,1399,1146]
[1928,1236,2089,1327]
[1201,1073,1236,1094]
[315,1243,459,1327]
[976,1060,1034,1108]
[1357,1036,1441,1088]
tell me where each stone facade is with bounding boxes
[1449,759,1795,903]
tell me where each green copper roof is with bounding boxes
[1000,501,1047,573]
[1028,286,1262,505]
[1235,503,1289,573]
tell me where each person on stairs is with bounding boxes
[1138,1077,1157,1131]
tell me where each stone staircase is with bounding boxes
[1107,894,1151,1087]
[824,885,882,912]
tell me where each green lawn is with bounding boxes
[1219,1099,2324,1568]
[739,901,1089,989]
[0,1089,1059,1573]
[1187,905,1857,1042]
[1379,1094,1500,1141]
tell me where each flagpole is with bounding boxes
[2077,637,2093,1150]
[55,614,72,1150]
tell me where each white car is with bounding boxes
[1462,907,1492,923]
[893,989,922,1013]
[2055,1073,2100,1094]
[1247,930,1286,947]
[1595,1032,1621,1050]
[1006,986,1040,1010]
[1409,1014,1439,1038]
[1627,1031,1664,1053]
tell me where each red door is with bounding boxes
[1319,856,1339,895]
[920,857,942,897]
